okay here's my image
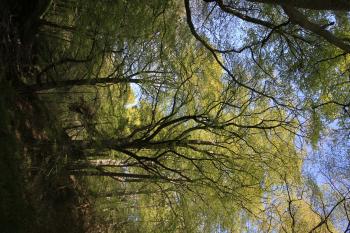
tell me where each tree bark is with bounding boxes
[25,77,143,92]
[71,138,218,151]
[91,188,174,198]
[69,170,187,182]
[70,170,162,180]
[27,69,169,92]
[69,159,130,170]
[247,0,350,11]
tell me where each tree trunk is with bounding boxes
[69,159,130,170]
[92,188,174,198]
[71,138,218,151]
[25,77,143,92]
[39,19,76,33]
[70,170,162,180]
[247,0,350,11]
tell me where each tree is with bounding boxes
[185,0,350,141]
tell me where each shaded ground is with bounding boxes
[0,1,91,232]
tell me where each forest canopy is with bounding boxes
[1,0,350,232]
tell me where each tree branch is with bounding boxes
[283,5,350,52]
[247,0,350,11]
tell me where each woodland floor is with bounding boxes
[0,1,92,232]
